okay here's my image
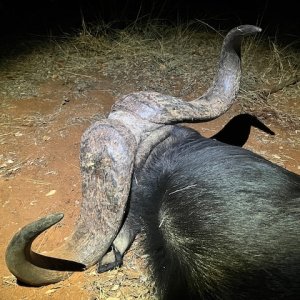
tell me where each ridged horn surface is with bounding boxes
[5,120,136,286]
[112,25,262,123]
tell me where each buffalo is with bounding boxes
[6,24,299,299]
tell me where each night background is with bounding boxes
[0,0,299,44]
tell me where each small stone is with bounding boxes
[43,136,51,141]
[46,190,56,196]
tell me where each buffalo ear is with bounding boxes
[212,113,274,147]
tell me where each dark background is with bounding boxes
[0,0,299,43]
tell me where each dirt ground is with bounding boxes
[0,26,299,299]
[0,75,299,300]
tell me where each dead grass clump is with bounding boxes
[95,22,219,96]
[238,37,300,127]
[85,237,155,299]
[1,20,299,124]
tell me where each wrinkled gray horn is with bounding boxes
[112,25,261,123]
[6,121,136,286]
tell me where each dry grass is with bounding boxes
[82,237,155,300]
[1,21,299,125]
[238,36,300,126]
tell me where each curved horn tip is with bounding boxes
[234,25,262,35]
[39,212,65,227]
[23,212,65,237]
[5,212,76,287]
[6,212,65,261]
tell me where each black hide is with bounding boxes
[130,125,300,300]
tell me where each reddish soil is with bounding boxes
[0,78,299,300]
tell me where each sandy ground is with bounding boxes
[0,76,299,299]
